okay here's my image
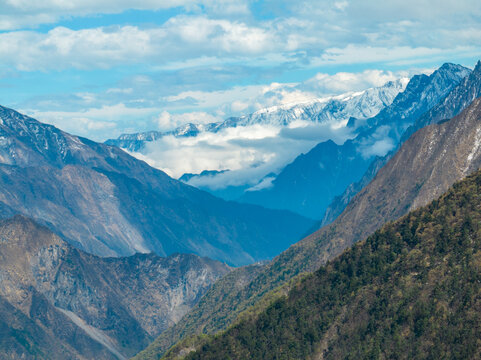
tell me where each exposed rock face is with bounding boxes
[0,105,314,266]
[239,63,470,219]
[0,215,231,359]
[137,91,481,359]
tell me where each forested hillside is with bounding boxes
[184,167,481,359]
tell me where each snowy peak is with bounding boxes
[234,78,408,128]
[105,78,408,152]
[402,61,481,138]
[418,63,471,105]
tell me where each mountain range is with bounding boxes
[239,63,471,219]
[135,61,481,359]
[2,60,481,360]
[0,105,314,266]
[105,79,408,153]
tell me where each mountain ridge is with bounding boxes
[0,104,315,266]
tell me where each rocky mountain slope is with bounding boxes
[182,167,481,359]
[0,215,230,359]
[240,63,470,219]
[106,79,407,153]
[134,81,481,359]
[0,105,314,266]
[322,60,481,226]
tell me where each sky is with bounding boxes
[1,0,480,143]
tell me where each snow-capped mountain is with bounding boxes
[231,79,409,128]
[106,79,408,152]
[239,63,472,219]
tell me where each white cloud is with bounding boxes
[136,124,281,179]
[245,176,276,192]
[310,45,481,67]
[358,125,396,158]
[303,69,406,94]
[0,17,295,71]
[360,138,395,158]
[131,118,356,189]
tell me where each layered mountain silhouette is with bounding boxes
[0,105,314,266]
[0,215,230,359]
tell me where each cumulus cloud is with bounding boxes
[0,16,294,71]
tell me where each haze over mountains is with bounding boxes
[107,64,471,220]
[239,63,471,219]
[106,79,408,199]
[107,79,407,152]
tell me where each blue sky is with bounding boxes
[0,0,480,141]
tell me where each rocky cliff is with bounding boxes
[0,215,230,359]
